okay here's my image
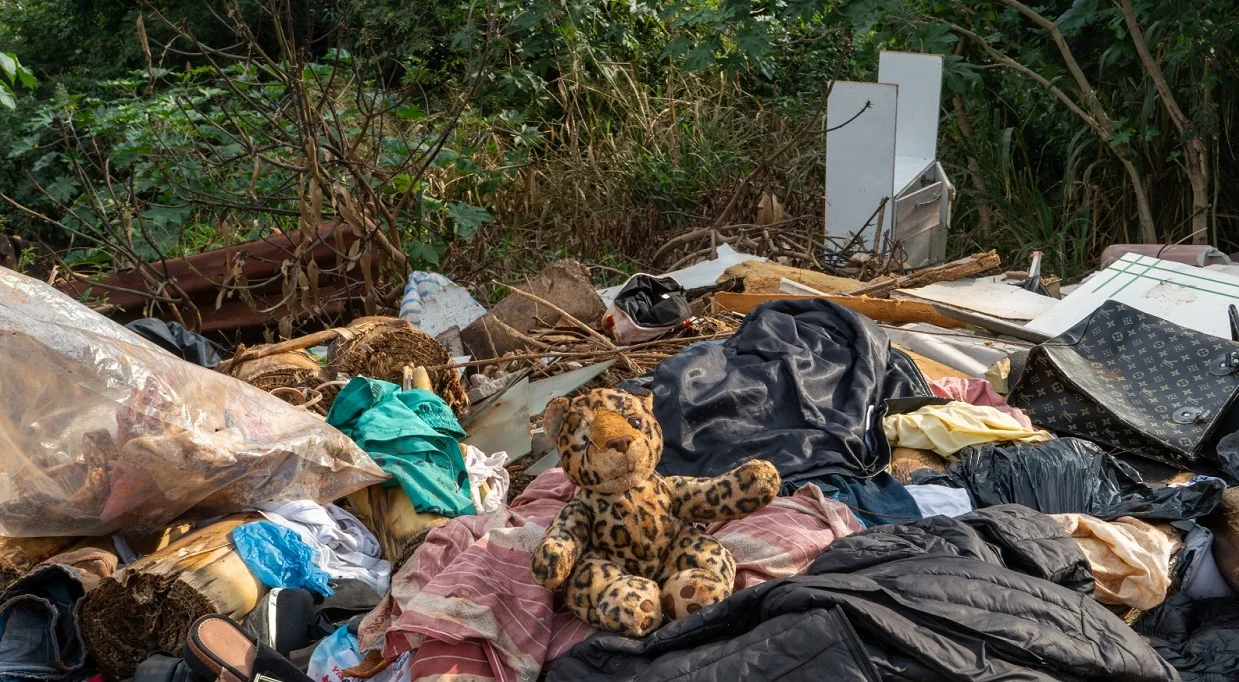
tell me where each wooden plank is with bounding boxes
[713,291,967,329]
[844,251,1001,298]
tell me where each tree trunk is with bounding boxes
[1118,0,1209,244]
[1120,158,1159,244]
[952,92,995,239]
[81,515,266,682]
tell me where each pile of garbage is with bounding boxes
[3,241,1239,682]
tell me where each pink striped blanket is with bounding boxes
[357,469,861,682]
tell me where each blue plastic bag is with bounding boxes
[232,521,335,596]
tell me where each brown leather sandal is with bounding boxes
[184,614,313,682]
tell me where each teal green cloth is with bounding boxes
[327,377,476,517]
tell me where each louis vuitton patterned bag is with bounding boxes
[1008,300,1239,468]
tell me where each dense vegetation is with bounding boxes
[1,0,1235,297]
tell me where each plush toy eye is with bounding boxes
[627,417,642,430]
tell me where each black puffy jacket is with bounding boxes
[548,505,1178,682]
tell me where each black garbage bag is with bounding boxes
[614,274,691,328]
[125,318,222,368]
[913,437,1223,522]
[1134,592,1239,681]
[622,298,929,487]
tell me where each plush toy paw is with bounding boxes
[598,575,664,637]
[531,537,575,589]
[731,459,781,513]
[660,569,731,621]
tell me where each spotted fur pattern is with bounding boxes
[531,388,781,637]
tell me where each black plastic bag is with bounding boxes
[614,274,691,328]
[623,299,929,487]
[126,318,222,368]
[913,437,1223,521]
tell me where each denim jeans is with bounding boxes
[0,564,88,680]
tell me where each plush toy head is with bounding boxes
[543,387,662,494]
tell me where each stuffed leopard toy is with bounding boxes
[531,387,781,637]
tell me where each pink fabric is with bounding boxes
[929,376,1033,429]
[359,469,861,682]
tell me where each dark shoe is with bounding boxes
[243,588,317,656]
[184,615,313,682]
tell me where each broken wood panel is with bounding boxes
[713,291,967,329]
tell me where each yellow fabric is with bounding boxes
[1053,514,1179,610]
[882,402,1052,457]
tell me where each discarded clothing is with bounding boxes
[327,377,475,517]
[258,500,391,596]
[398,271,486,337]
[233,521,334,597]
[914,437,1224,522]
[549,505,1175,682]
[815,472,921,527]
[624,299,929,489]
[125,318,222,368]
[1053,513,1177,610]
[309,626,362,682]
[1010,300,1239,469]
[358,469,861,682]
[906,484,973,518]
[0,560,111,682]
[605,274,691,343]
[1136,592,1239,681]
[461,445,509,514]
[929,376,1032,427]
[1179,525,1237,600]
[883,402,1052,456]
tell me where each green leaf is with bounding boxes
[0,54,15,84]
[0,84,13,111]
[395,104,425,121]
[16,64,36,89]
[446,202,492,239]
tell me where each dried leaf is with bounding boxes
[278,315,293,341]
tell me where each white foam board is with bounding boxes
[893,279,1057,321]
[826,82,898,248]
[1026,253,1239,340]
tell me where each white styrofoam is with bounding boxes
[826,82,898,248]
[893,279,1058,321]
[1026,253,1239,340]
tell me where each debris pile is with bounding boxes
[4,236,1239,682]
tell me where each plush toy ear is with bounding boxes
[620,386,655,411]
[543,397,570,442]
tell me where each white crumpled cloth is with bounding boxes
[258,499,391,595]
[463,445,509,513]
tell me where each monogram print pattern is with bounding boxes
[1010,301,1239,465]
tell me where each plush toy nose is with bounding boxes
[606,436,633,453]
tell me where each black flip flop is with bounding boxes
[184,614,313,682]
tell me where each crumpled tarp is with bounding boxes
[883,402,1052,456]
[357,469,862,682]
[549,505,1176,682]
[233,520,334,597]
[327,377,475,517]
[124,318,221,368]
[1053,513,1178,610]
[623,299,929,487]
[914,438,1224,522]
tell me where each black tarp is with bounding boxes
[126,318,221,368]
[622,299,928,488]
[549,505,1177,682]
[613,274,691,328]
[913,438,1224,522]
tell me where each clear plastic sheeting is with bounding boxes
[0,267,386,537]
